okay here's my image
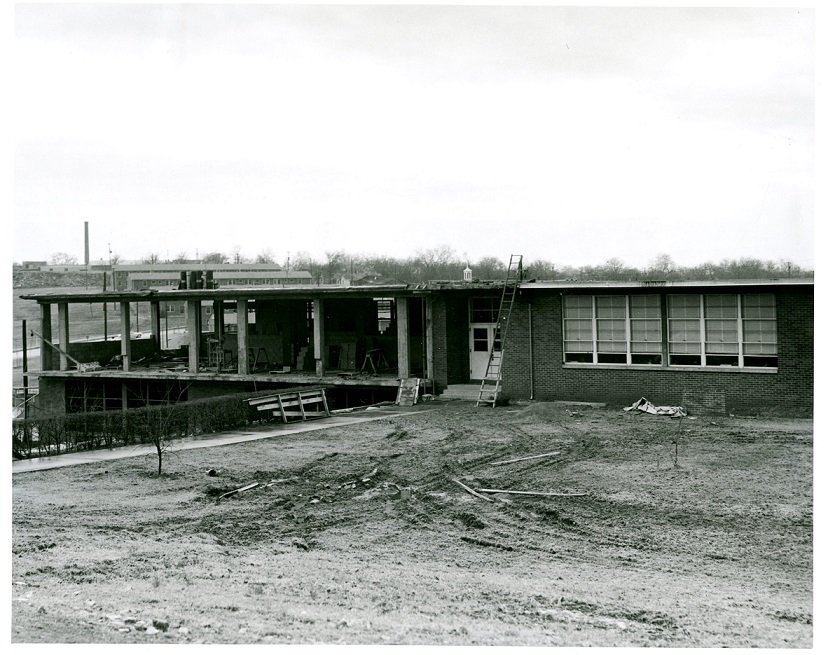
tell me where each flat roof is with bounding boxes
[521,277,814,290]
[17,277,813,304]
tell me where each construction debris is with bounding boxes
[453,479,495,503]
[624,397,687,417]
[460,536,514,551]
[218,482,259,500]
[490,451,562,466]
[477,488,587,497]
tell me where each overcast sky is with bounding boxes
[11,3,816,270]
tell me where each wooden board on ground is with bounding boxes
[396,378,421,406]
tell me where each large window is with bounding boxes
[563,293,777,368]
[564,295,662,365]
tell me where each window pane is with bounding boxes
[597,340,627,353]
[564,341,594,352]
[630,295,661,318]
[471,298,498,323]
[631,340,661,353]
[630,318,661,351]
[668,295,700,318]
[565,319,593,340]
[704,294,738,319]
[596,296,626,318]
[743,320,777,354]
[669,319,701,342]
[742,294,775,319]
[597,319,625,342]
[564,295,592,319]
[705,318,739,353]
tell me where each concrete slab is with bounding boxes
[13,406,430,474]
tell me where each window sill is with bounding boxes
[562,363,777,374]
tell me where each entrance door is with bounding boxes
[470,324,502,380]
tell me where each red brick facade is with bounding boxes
[497,285,813,415]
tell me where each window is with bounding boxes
[564,292,777,369]
[666,293,777,367]
[564,295,662,365]
[471,297,499,323]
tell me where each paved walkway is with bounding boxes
[12,405,430,474]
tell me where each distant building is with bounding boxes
[111,263,312,292]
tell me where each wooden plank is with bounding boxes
[453,479,494,503]
[397,378,420,406]
[277,395,288,423]
[476,489,587,497]
[218,482,259,499]
[490,451,562,466]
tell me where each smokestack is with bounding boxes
[84,222,90,266]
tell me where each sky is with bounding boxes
[9,2,817,271]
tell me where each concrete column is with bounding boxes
[40,303,53,371]
[237,299,249,375]
[425,298,434,382]
[187,299,200,372]
[313,298,325,377]
[119,301,131,372]
[150,301,161,355]
[57,302,70,370]
[396,297,410,379]
[213,299,224,340]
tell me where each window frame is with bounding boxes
[562,292,777,370]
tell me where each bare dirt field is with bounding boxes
[11,400,813,646]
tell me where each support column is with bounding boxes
[396,297,410,379]
[313,298,325,377]
[425,298,434,382]
[187,299,200,372]
[237,299,249,375]
[213,299,224,340]
[119,301,131,372]
[57,302,70,370]
[150,301,161,355]
[40,303,54,371]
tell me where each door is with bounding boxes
[470,324,502,380]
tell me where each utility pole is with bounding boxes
[103,272,108,341]
[22,320,29,419]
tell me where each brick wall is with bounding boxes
[501,287,813,416]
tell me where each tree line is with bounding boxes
[49,246,812,284]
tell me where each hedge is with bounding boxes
[11,390,280,460]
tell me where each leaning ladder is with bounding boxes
[476,255,523,407]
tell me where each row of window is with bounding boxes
[135,278,307,289]
[563,293,777,368]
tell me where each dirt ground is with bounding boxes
[11,399,813,646]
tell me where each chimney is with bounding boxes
[84,222,90,266]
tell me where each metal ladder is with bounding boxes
[476,255,523,407]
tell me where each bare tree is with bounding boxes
[524,259,557,280]
[255,249,275,264]
[231,245,246,264]
[172,252,189,263]
[202,252,228,264]
[472,256,507,280]
[324,250,347,283]
[648,253,676,278]
[50,252,78,265]
[142,253,161,264]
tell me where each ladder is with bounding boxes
[476,255,523,407]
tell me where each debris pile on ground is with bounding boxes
[624,397,687,417]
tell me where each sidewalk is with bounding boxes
[12,405,429,474]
